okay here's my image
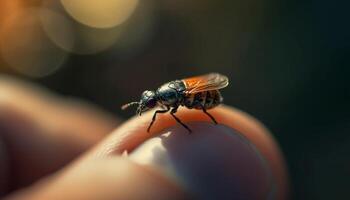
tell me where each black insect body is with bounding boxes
[121,73,229,133]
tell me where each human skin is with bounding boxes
[0,76,288,199]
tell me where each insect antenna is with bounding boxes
[121,102,139,110]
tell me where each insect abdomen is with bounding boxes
[183,90,222,109]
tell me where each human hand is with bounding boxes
[0,76,288,200]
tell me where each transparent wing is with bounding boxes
[182,73,229,94]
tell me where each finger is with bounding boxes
[88,105,289,199]
[0,76,118,141]
[129,122,274,199]
[5,105,287,199]
[0,76,118,193]
[5,157,190,200]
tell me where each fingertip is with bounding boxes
[129,122,274,199]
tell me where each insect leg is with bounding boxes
[147,106,170,132]
[200,105,218,124]
[170,107,192,133]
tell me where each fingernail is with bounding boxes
[129,122,275,200]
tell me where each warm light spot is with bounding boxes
[0,0,22,25]
[41,14,123,54]
[41,0,124,55]
[0,8,68,77]
[39,8,75,54]
[60,0,139,28]
[41,0,154,54]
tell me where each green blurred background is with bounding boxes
[0,0,349,199]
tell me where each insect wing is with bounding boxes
[182,73,229,94]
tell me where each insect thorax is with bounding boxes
[156,80,186,106]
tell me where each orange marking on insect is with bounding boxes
[182,73,229,94]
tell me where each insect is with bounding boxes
[121,73,229,133]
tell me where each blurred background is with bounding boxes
[0,0,349,199]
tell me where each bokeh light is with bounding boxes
[0,7,69,77]
[41,0,151,55]
[40,6,123,55]
[60,0,139,28]
[109,0,155,55]
[39,8,75,54]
